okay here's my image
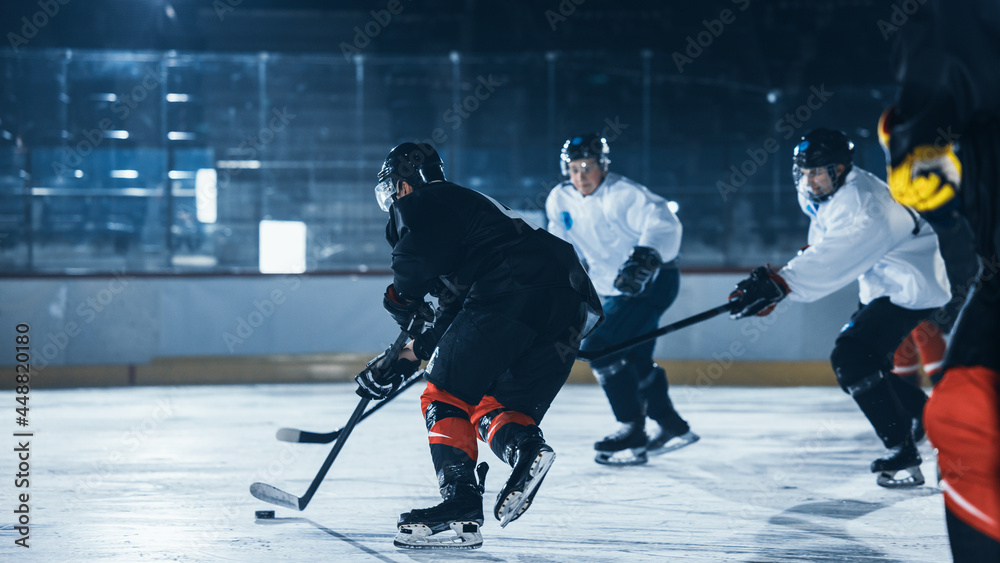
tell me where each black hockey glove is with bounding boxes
[728,265,790,319]
[614,246,662,296]
[383,284,428,333]
[354,351,421,401]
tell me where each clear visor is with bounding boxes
[569,159,598,175]
[792,163,838,203]
[375,178,396,212]
[562,157,601,177]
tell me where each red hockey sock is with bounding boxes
[893,332,921,378]
[911,320,947,381]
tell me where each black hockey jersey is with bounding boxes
[385,181,603,327]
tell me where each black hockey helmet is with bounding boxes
[560,133,610,176]
[375,142,445,211]
[792,128,854,203]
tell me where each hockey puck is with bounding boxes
[255,510,275,519]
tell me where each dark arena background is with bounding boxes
[0,1,966,561]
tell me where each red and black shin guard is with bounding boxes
[471,396,537,466]
[420,383,480,488]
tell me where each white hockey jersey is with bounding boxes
[545,172,682,296]
[780,167,951,310]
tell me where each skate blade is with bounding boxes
[595,447,648,466]
[876,466,925,488]
[498,449,556,528]
[648,431,700,456]
[393,521,483,549]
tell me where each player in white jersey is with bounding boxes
[728,129,951,488]
[545,133,698,465]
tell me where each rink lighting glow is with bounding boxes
[217,160,261,169]
[259,220,307,274]
[168,131,196,140]
[166,93,190,102]
[195,169,218,224]
[668,201,679,213]
[111,170,139,179]
[106,130,130,139]
[168,170,195,179]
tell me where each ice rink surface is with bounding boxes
[3,381,950,562]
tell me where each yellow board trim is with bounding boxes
[6,355,838,389]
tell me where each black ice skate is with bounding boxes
[871,439,924,488]
[647,425,700,456]
[494,427,556,528]
[911,414,925,444]
[394,463,489,549]
[594,420,648,465]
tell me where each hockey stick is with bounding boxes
[275,370,425,444]
[250,327,415,511]
[576,303,733,362]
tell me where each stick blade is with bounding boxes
[250,482,304,511]
[276,428,338,444]
[275,428,302,442]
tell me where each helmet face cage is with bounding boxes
[560,134,610,176]
[375,177,397,212]
[793,162,841,203]
[375,158,402,212]
[374,143,445,212]
[791,131,854,203]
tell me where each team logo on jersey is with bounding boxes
[561,211,573,230]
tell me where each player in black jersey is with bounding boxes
[355,142,602,549]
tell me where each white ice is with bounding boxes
[4,382,950,562]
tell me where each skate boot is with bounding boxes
[911,413,925,444]
[494,426,556,528]
[395,463,489,549]
[594,420,647,465]
[647,423,700,456]
[871,438,924,488]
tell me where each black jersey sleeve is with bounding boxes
[386,197,463,300]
